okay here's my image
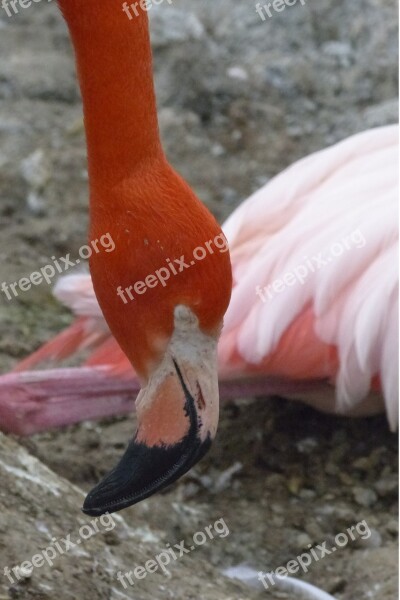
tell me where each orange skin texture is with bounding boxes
[89,161,232,379]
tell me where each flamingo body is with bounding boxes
[11,125,399,431]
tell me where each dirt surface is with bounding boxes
[0,0,398,599]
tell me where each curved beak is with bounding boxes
[83,342,218,516]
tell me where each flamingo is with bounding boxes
[20,0,233,517]
[2,123,398,429]
[0,1,398,514]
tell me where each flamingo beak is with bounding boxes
[83,348,218,516]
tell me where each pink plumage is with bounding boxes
[2,125,398,434]
[221,125,398,427]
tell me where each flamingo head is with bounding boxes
[82,181,232,515]
[83,306,221,516]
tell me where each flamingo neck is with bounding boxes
[58,0,163,190]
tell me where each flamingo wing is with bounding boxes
[221,125,398,428]
[15,274,133,377]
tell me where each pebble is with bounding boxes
[374,476,397,497]
[12,564,32,579]
[26,191,46,216]
[296,437,318,454]
[20,149,50,190]
[213,461,243,493]
[227,66,249,81]
[324,462,339,476]
[270,503,285,514]
[296,532,313,548]
[304,521,324,541]
[321,41,353,67]
[322,41,352,58]
[287,476,303,495]
[352,456,374,471]
[299,489,316,500]
[339,472,354,486]
[354,527,382,549]
[386,520,398,535]
[353,487,378,507]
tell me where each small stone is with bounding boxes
[299,489,317,500]
[386,520,398,535]
[353,527,382,549]
[353,487,378,507]
[338,472,353,486]
[26,191,46,216]
[103,530,121,546]
[270,503,284,514]
[211,143,225,156]
[214,462,243,492]
[304,522,323,540]
[20,149,50,190]
[325,462,339,476]
[352,457,373,471]
[374,476,397,497]
[321,41,353,66]
[296,533,313,548]
[323,493,335,501]
[66,116,84,136]
[296,437,318,454]
[14,564,33,579]
[227,66,248,81]
[287,476,303,495]
[322,41,352,58]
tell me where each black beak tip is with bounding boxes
[83,362,214,515]
[81,435,212,516]
[82,499,105,517]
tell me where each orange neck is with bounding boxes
[58,0,163,189]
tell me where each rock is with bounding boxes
[352,487,378,508]
[353,528,382,549]
[374,475,398,497]
[20,149,50,215]
[321,41,353,67]
[227,66,249,81]
[0,434,256,600]
[295,533,313,548]
[20,149,50,189]
[386,520,398,536]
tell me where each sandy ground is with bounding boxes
[0,0,398,598]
